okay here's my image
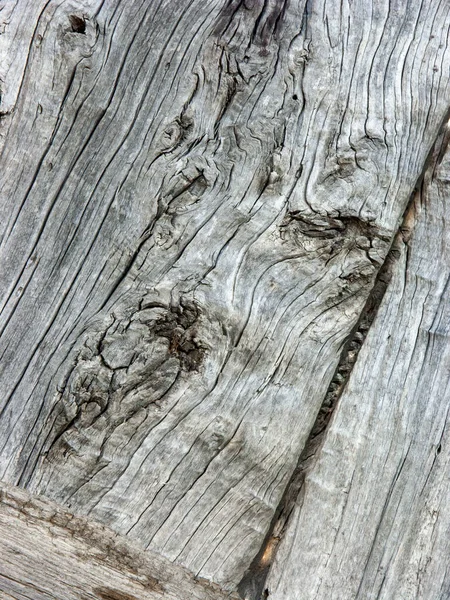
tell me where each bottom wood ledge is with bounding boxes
[0,481,239,600]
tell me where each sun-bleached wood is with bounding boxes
[265,133,450,599]
[1,0,450,592]
[0,480,238,600]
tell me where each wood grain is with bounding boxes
[265,131,450,599]
[0,481,237,600]
[0,0,449,591]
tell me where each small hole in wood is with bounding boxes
[69,14,86,34]
[437,444,442,454]
[292,94,298,100]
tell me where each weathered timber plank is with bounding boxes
[0,480,237,600]
[0,0,450,590]
[265,132,450,599]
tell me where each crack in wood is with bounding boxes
[236,110,450,600]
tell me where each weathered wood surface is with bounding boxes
[1,0,450,593]
[265,133,450,599]
[0,481,237,600]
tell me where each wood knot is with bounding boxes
[152,299,207,371]
[160,113,194,151]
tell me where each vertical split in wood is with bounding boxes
[237,115,450,600]
[265,115,450,600]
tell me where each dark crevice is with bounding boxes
[237,240,399,600]
[237,112,450,600]
[69,14,86,34]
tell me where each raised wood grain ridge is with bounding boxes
[0,480,238,600]
[265,130,450,599]
[1,0,450,592]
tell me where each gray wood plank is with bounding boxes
[265,132,450,599]
[0,0,450,590]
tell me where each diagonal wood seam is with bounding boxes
[236,110,450,600]
[0,479,239,600]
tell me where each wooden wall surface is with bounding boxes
[0,1,449,598]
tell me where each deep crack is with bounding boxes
[237,112,450,600]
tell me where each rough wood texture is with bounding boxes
[265,131,450,599]
[0,481,238,600]
[1,0,450,592]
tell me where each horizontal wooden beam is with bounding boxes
[0,481,238,600]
